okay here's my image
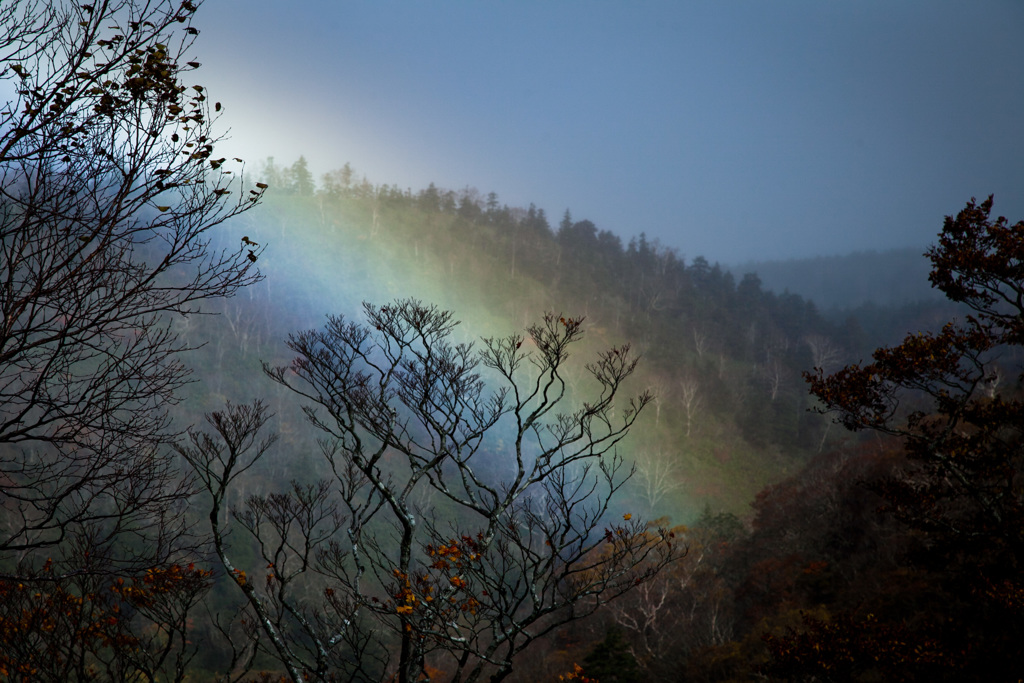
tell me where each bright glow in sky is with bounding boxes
[195,0,1024,264]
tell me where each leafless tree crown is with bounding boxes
[182,302,681,683]
[0,0,264,572]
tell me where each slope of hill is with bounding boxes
[181,164,864,521]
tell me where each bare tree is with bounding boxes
[632,450,686,511]
[0,0,264,610]
[692,325,712,361]
[645,376,672,427]
[804,334,843,375]
[761,357,786,402]
[608,523,737,677]
[183,302,681,683]
[678,374,702,439]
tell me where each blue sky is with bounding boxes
[196,0,1024,264]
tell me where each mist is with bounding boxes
[195,0,1024,264]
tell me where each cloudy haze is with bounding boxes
[195,0,1024,264]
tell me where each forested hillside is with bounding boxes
[184,164,1024,681]
[195,157,857,522]
[5,1,1022,680]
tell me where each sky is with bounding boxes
[194,0,1024,265]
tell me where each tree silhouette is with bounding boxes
[182,301,681,683]
[802,196,1024,677]
[0,0,263,676]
